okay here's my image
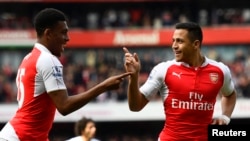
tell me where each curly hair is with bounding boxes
[33,8,68,37]
[74,117,95,136]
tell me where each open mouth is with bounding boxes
[175,51,181,55]
[61,44,66,51]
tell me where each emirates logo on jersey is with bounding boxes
[209,73,218,84]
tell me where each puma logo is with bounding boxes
[172,72,182,79]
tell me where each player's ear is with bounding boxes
[44,28,53,39]
[193,40,201,49]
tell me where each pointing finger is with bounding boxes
[116,72,132,79]
[134,53,139,62]
[123,47,134,58]
[123,47,130,54]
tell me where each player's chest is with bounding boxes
[165,67,223,95]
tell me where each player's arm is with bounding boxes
[211,90,236,125]
[127,73,149,111]
[48,88,101,116]
[48,72,131,115]
[218,63,237,124]
[220,90,237,120]
[123,47,148,111]
[219,65,237,124]
[212,64,237,125]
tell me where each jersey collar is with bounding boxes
[180,56,209,68]
[34,43,52,54]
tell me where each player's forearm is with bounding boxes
[221,90,237,118]
[60,84,106,115]
[127,74,143,111]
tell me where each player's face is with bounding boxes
[48,21,69,57]
[172,29,196,62]
[83,122,96,139]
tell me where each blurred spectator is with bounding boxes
[199,9,208,26]
[87,12,99,30]
[142,12,151,29]
[153,17,162,29]
[66,116,100,141]
[117,10,130,28]
[161,11,173,27]
[102,9,118,29]
[237,73,250,98]
[129,8,143,28]
[242,9,250,23]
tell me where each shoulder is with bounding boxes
[205,57,233,80]
[152,60,180,75]
[206,57,230,70]
[35,49,62,73]
[33,43,62,66]
[155,59,178,69]
[148,59,178,79]
[38,50,61,65]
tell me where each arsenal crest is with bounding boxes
[210,73,219,84]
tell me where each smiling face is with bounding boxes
[46,21,69,57]
[172,29,198,63]
[34,8,70,58]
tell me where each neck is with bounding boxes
[81,136,90,141]
[188,54,205,67]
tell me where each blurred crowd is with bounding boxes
[1,46,250,104]
[1,1,250,104]
[0,2,250,30]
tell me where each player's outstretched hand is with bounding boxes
[123,47,140,74]
[101,72,132,91]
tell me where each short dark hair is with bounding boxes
[74,117,95,136]
[33,8,67,37]
[175,22,203,44]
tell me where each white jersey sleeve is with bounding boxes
[139,61,171,100]
[36,47,66,93]
[219,62,235,96]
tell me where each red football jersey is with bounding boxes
[140,58,235,141]
[0,43,66,141]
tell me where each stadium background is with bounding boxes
[0,0,250,140]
